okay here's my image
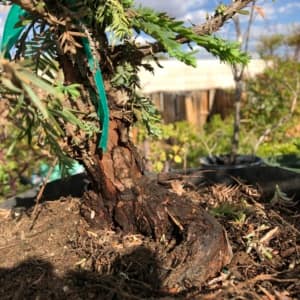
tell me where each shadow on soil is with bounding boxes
[0,246,171,300]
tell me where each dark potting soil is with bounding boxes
[0,178,299,299]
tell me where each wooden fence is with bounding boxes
[149,88,235,127]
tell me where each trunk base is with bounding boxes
[81,176,232,291]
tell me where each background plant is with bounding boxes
[137,115,257,172]
[244,59,300,162]
[137,57,300,171]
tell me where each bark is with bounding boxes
[53,21,234,291]
[60,54,144,227]
[77,95,233,289]
[79,115,144,229]
[230,79,243,163]
[230,2,255,164]
[61,60,233,287]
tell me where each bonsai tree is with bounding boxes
[0,0,253,290]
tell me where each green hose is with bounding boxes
[0,5,26,60]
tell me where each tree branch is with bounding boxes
[10,0,68,26]
[136,0,254,57]
[10,0,254,61]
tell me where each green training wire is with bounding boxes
[0,4,109,150]
[0,5,26,59]
[82,38,109,150]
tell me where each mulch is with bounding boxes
[0,177,299,299]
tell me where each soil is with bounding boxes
[0,175,299,299]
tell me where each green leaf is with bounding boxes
[133,6,249,65]
[17,69,63,100]
[238,10,250,15]
[11,93,25,116]
[21,83,49,119]
[1,78,22,93]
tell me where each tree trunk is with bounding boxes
[230,79,243,163]
[79,114,144,229]
[80,99,232,290]
[60,55,232,290]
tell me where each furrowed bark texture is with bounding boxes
[61,57,233,289]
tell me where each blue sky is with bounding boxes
[133,0,300,34]
[134,0,300,57]
[0,1,299,57]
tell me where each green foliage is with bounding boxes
[78,0,248,66]
[132,7,249,66]
[137,111,300,173]
[210,202,249,221]
[137,117,237,172]
[258,140,300,158]
[137,122,189,172]
[111,61,161,136]
[286,25,300,49]
[0,59,99,167]
[244,59,300,156]
[0,123,47,202]
[21,28,59,80]
[95,0,132,40]
[257,28,300,60]
[215,4,228,16]
[245,60,299,129]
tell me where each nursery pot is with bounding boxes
[199,154,264,170]
[199,154,300,200]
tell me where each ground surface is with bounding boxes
[0,178,299,299]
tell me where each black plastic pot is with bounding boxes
[199,154,264,169]
[0,173,89,210]
[198,155,300,200]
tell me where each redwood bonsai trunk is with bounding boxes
[80,115,144,229]
[61,55,232,290]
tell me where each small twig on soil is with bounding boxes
[199,290,223,300]
[0,242,20,250]
[254,81,299,152]
[29,158,58,230]
[269,209,300,237]
[165,207,184,231]
[258,285,275,300]
[259,227,279,245]
[236,273,299,290]
[207,272,229,286]
[0,209,11,219]
[280,246,300,258]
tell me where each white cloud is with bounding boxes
[182,9,209,25]
[134,34,155,45]
[0,17,3,39]
[0,5,9,14]
[134,0,209,20]
[278,2,300,14]
[0,5,10,39]
[250,22,300,39]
